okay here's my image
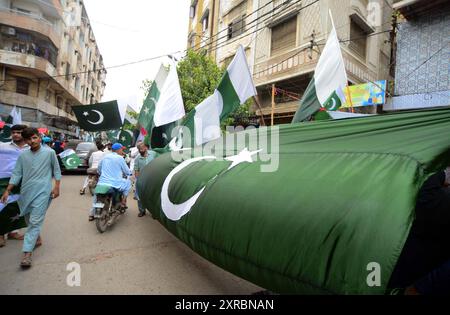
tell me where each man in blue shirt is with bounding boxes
[97,143,132,208]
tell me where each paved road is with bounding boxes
[0,175,262,295]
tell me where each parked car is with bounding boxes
[75,142,98,169]
[60,142,97,174]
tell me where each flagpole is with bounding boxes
[346,85,355,113]
[252,96,266,127]
[271,84,276,126]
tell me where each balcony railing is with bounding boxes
[0,6,54,27]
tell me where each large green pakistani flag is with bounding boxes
[137,107,450,294]
[59,149,82,170]
[179,45,257,148]
[72,101,123,132]
[292,17,347,123]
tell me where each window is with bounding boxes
[349,20,367,59]
[75,76,80,91]
[228,16,246,40]
[202,13,209,32]
[16,78,29,95]
[15,7,32,15]
[190,5,196,19]
[65,62,71,80]
[271,16,297,56]
[190,0,198,19]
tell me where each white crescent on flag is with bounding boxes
[161,149,261,221]
[87,110,105,125]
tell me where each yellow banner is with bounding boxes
[342,81,387,108]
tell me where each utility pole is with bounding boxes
[271,84,276,126]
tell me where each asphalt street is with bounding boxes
[0,174,262,295]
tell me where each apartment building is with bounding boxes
[385,0,450,111]
[0,0,106,136]
[252,0,394,124]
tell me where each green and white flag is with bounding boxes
[138,65,168,133]
[59,149,82,170]
[292,13,348,123]
[182,45,257,147]
[0,106,22,143]
[118,130,134,148]
[138,63,185,148]
[72,101,123,132]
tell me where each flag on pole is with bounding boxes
[138,65,168,134]
[59,149,82,170]
[292,13,348,123]
[10,106,22,125]
[138,62,185,148]
[0,106,23,142]
[182,45,257,147]
[72,101,123,132]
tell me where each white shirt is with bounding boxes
[89,150,106,169]
[0,141,29,178]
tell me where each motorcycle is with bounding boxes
[93,185,127,233]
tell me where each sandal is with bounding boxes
[89,216,95,222]
[79,189,85,195]
[20,255,32,268]
[8,232,24,240]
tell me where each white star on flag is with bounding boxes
[83,112,89,117]
[144,107,150,115]
[10,214,21,222]
[225,148,262,170]
[121,137,126,141]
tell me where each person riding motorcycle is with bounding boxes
[89,143,131,221]
[80,142,106,195]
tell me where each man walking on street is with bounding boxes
[1,128,62,268]
[134,142,156,217]
[0,125,29,247]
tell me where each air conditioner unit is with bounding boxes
[1,26,16,36]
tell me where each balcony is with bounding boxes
[0,50,82,105]
[253,46,320,86]
[0,90,76,121]
[393,0,448,19]
[0,9,61,48]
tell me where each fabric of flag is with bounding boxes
[137,107,450,294]
[138,65,169,134]
[118,130,134,148]
[0,107,22,143]
[180,45,257,147]
[72,101,123,132]
[138,64,185,148]
[292,16,348,123]
[59,149,82,170]
[0,178,26,235]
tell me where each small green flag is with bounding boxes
[59,150,82,170]
[118,130,133,148]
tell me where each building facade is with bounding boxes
[252,0,394,124]
[188,0,395,125]
[385,0,450,111]
[0,0,106,137]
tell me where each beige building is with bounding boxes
[187,0,220,61]
[188,0,394,125]
[0,0,106,136]
[252,0,394,124]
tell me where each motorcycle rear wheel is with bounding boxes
[95,200,110,233]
